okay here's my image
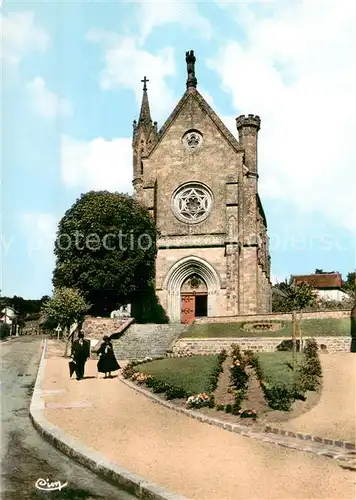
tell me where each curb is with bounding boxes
[119,376,355,454]
[29,339,188,500]
[263,425,355,451]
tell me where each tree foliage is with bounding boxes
[0,295,49,327]
[52,191,161,318]
[131,283,169,323]
[41,287,90,332]
[272,278,317,312]
[342,272,356,295]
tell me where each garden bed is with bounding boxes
[183,318,350,338]
[134,355,222,395]
[123,342,322,426]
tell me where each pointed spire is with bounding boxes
[138,76,152,126]
[186,50,197,89]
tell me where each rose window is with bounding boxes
[172,183,213,224]
[182,130,203,151]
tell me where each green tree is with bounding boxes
[272,278,317,312]
[52,191,163,319]
[343,271,356,295]
[41,287,90,355]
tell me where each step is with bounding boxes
[111,323,187,360]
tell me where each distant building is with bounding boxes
[0,306,16,325]
[292,273,350,301]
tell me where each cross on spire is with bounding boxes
[141,76,149,91]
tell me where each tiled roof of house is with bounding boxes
[292,273,342,289]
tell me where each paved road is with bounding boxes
[0,337,135,500]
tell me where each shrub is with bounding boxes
[0,323,10,339]
[276,339,301,351]
[298,338,322,391]
[208,349,227,392]
[145,377,170,394]
[260,381,295,411]
[132,283,169,323]
[248,354,296,411]
[166,385,189,400]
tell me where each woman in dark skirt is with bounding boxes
[97,336,120,378]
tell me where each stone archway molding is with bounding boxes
[163,255,221,322]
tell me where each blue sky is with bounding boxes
[2,0,355,299]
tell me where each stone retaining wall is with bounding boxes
[173,336,351,355]
[195,309,351,324]
[82,316,131,338]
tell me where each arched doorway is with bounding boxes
[180,274,208,324]
[163,256,221,322]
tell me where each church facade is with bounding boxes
[132,50,272,323]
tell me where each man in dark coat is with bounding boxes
[71,332,90,380]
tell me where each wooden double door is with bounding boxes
[181,293,208,324]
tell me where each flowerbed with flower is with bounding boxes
[122,344,322,423]
[213,344,258,418]
[122,352,227,408]
[246,339,322,411]
[186,392,215,409]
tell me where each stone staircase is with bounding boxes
[112,323,187,360]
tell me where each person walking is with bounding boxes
[97,336,120,378]
[71,332,90,380]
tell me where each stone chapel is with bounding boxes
[132,50,272,323]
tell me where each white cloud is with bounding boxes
[26,77,72,118]
[133,0,212,42]
[1,11,49,67]
[87,32,176,122]
[209,0,356,232]
[60,135,133,193]
[21,212,58,263]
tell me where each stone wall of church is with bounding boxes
[141,96,244,239]
[239,246,258,314]
[156,245,228,319]
[133,89,272,320]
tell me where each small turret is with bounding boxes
[236,114,261,173]
[132,77,158,189]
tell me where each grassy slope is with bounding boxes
[256,352,304,387]
[135,355,219,394]
[182,318,350,338]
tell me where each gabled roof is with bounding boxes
[149,88,243,157]
[292,273,342,289]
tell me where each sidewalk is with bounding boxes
[41,343,354,500]
[270,352,356,443]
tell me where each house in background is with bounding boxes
[292,272,350,302]
[0,306,16,325]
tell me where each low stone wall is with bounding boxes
[194,309,351,324]
[82,317,132,338]
[173,336,351,355]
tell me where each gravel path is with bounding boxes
[270,353,356,443]
[43,355,355,499]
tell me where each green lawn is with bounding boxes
[256,352,304,387]
[135,355,219,394]
[182,318,350,338]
